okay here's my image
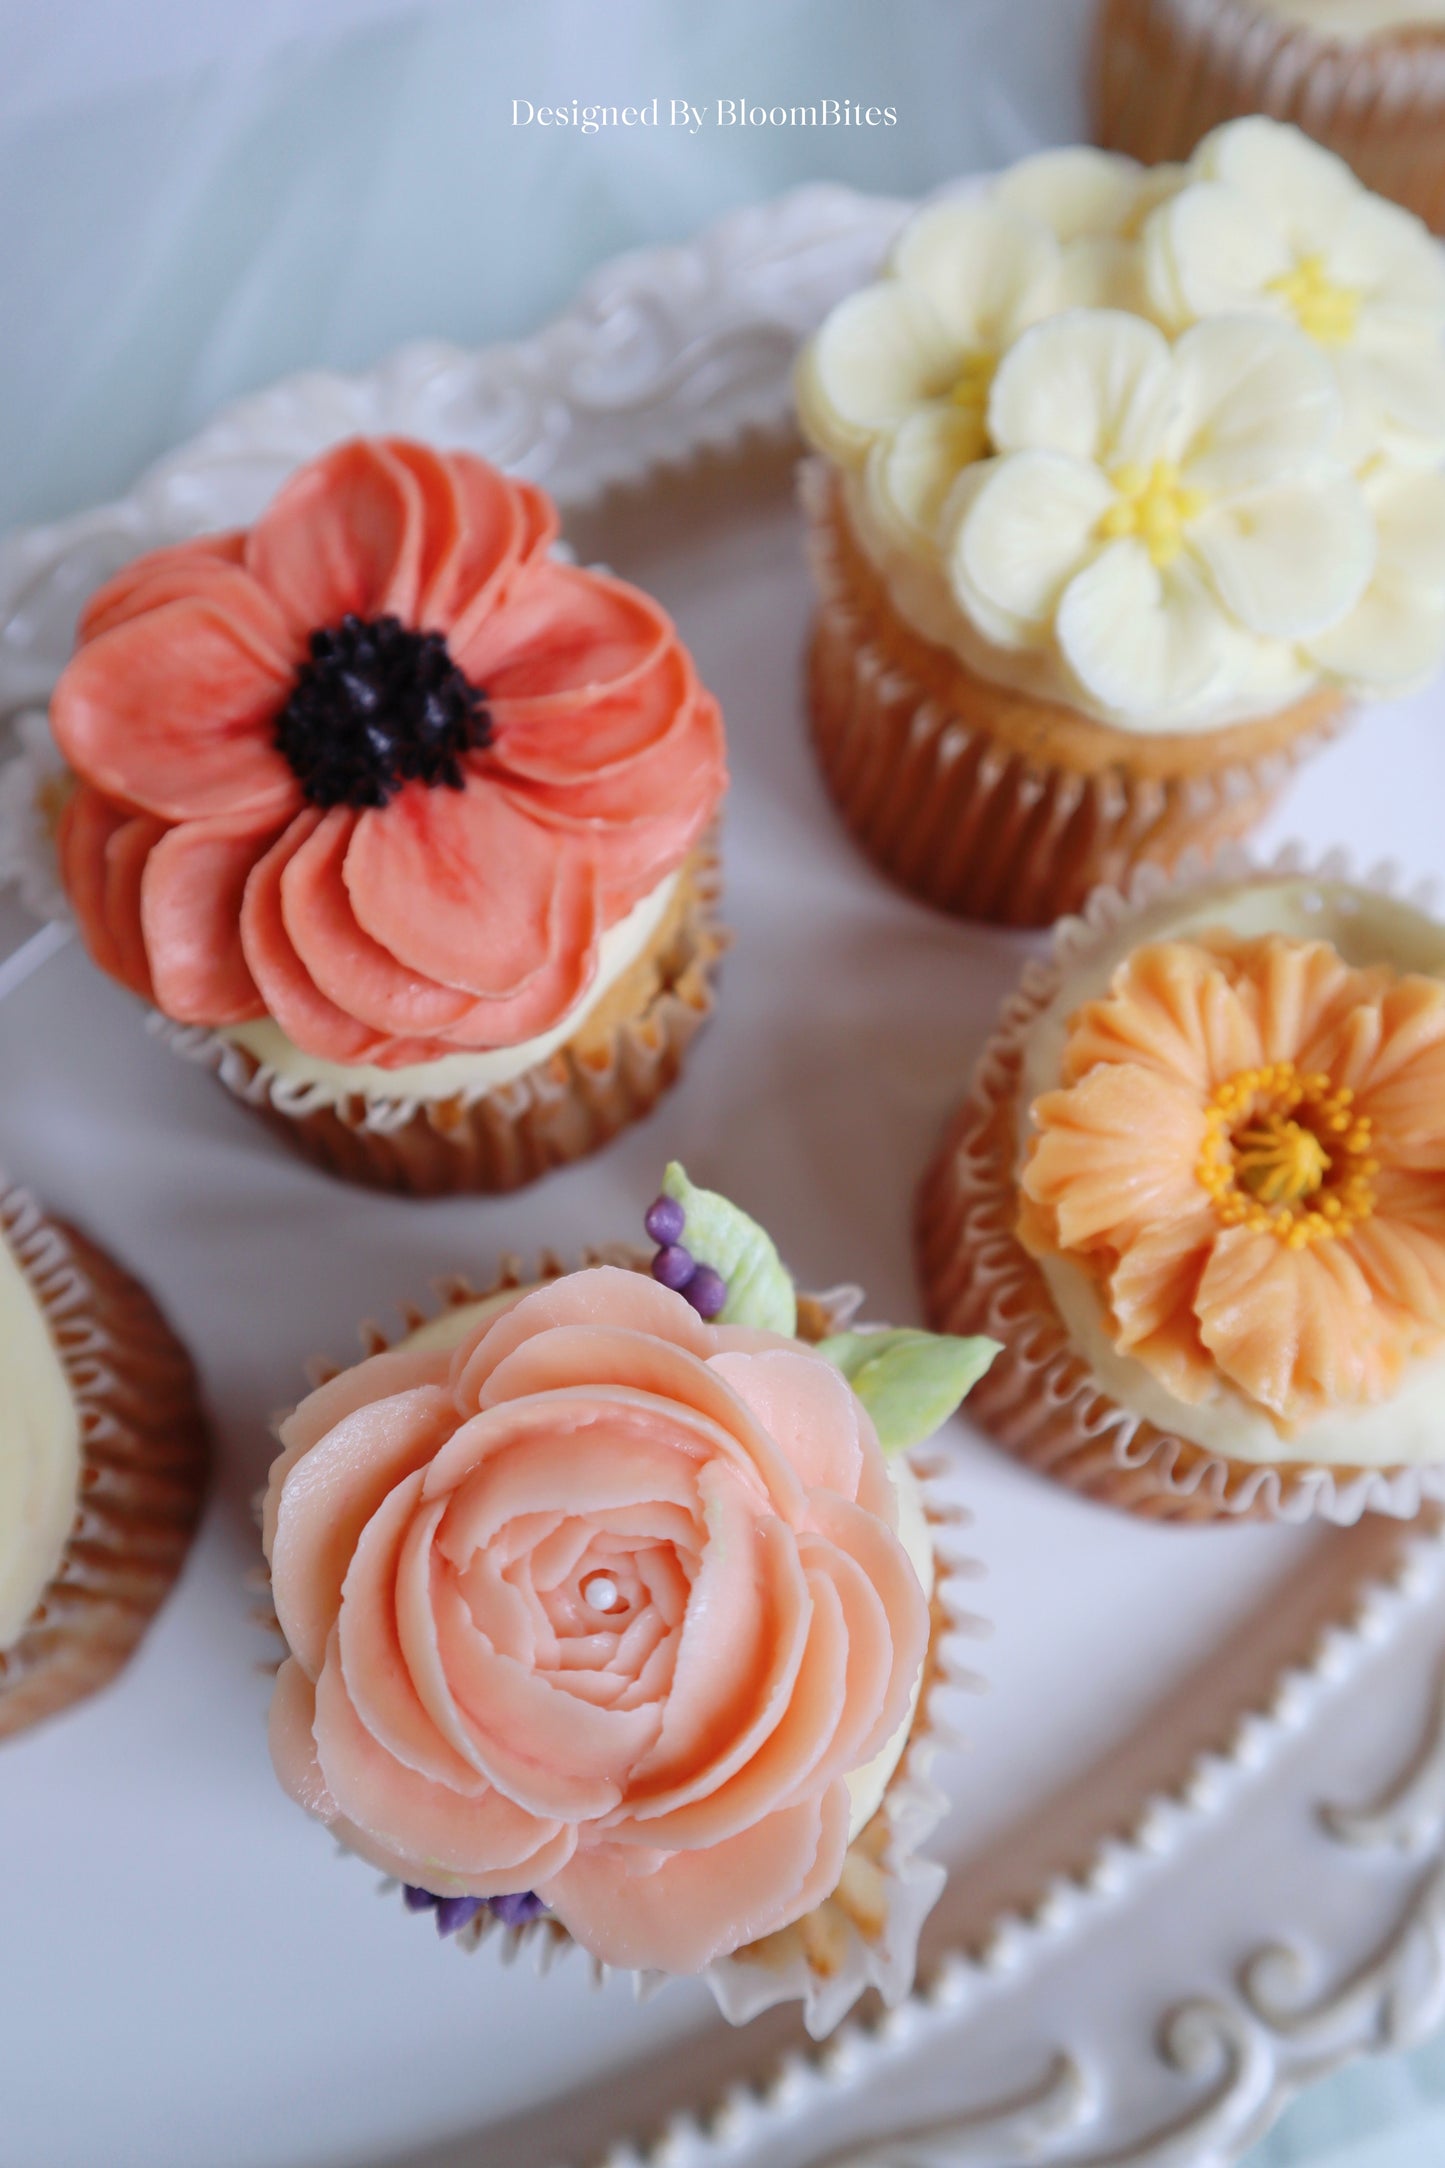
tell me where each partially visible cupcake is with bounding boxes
[1094,0,1445,234]
[48,438,727,1195]
[796,133,1445,926]
[261,1165,996,2034]
[0,1172,208,1736]
[918,852,1445,1522]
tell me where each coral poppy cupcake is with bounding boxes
[48,438,727,1195]
[796,133,1445,926]
[0,1171,208,1736]
[1094,0,1445,235]
[918,850,1445,1522]
[261,1164,996,2034]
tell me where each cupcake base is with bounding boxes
[1093,0,1445,234]
[0,1180,209,1736]
[802,462,1348,929]
[158,843,727,1198]
[914,849,1445,1525]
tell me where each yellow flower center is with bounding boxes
[948,350,997,416]
[1265,253,1361,346]
[1196,1061,1378,1250]
[1097,461,1208,568]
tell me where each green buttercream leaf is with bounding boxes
[661,1162,797,1336]
[815,1329,1000,1455]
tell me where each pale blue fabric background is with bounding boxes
[3,1,1436,2157]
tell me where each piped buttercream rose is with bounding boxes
[263,1266,931,1975]
[50,438,725,1068]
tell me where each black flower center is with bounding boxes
[275,614,492,810]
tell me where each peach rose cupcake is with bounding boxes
[49,437,727,1196]
[918,849,1445,1522]
[261,1165,996,2034]
[1094,0,1445,235]
[796,133,1445,926]
[0,1171,208,1737]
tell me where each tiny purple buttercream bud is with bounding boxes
[683,1265,727,1319]
[489,1891,547,1926]
[651,1243,695,1292]
[403,1885,440,1912]
[644,1194,686,1247]
[435,1895,485,1937]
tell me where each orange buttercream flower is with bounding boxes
[1018,932,1445,1429]
[50,438,725,1068]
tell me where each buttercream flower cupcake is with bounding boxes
[1094,0,1445,234]
[917,851,1445,1522]
[261,1165,996,2034]
[0,1171,208,1736]
[797,132,1445,926]
[48,438,727,1195]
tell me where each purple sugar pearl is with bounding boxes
[651,1243,695,1292]
[489,1891,548,1927]
[435,1895,485,1937]
[683,1265,727,1320]
[403,1885,440,1913]
[644,1194,686,1247]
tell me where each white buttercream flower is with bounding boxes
[944,309,1375,727]
[1308,465,1445,690]
[798,156,1168,552]
[1145,117,1445,467]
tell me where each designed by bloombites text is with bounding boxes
[511,98,898,135]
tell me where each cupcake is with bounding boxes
[260,1164,996,2034]
[0,1171,208,1735]
[917,850,1445,1523]
[1094,0,1445,235]
[47,438,727,1196]
[796,133,1445,927]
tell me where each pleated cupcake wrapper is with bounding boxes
[149,841,727,1197]
[800,460,1349,929]
[280,1261,986,2041]
[916,840,1445,1526]
[1094,0,1445,232]
[0,1174,209,1736]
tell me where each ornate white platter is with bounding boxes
[2,181,1445,2168]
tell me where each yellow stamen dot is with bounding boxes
[1265,253,1361,345]
[1193,1059,1376,1246]
[949,351,996,413]
[1098,459,1209,567]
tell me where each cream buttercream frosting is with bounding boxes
[0,1225,80,1649]
[798,126,1445,734]
[219,871,678,1105]
[1250,1,1445,39]
[1017,877,1445,1466]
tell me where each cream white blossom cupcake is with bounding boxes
[1095,0,1445,234]
[797,130,1445,925]
[261,1165,996,2034]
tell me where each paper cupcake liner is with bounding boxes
[801,461,1350,929]
[915,841,1445,1526]
[0,1176,209,1736]
[1093,0,1445,231]
[154,842,727,1197]
[278,1259,985,2040]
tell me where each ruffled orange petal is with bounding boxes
[1340,978,1445,1171]
[58,786,151,995]
[246,437,426,641]
[1347,1168,1445,1335]
[1105,1207,1219,1403]
[139,817,273,1024]
[78,533,250,643]
[1022,1063,1210,1255]
[452,561,671,703]
[1059,940,1262,1094]
[1245,935,1385,1069]
[343,780,601,1030]
[1194,1226,1406,1425]
[51,595,297,825]
[414,449,556,636]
